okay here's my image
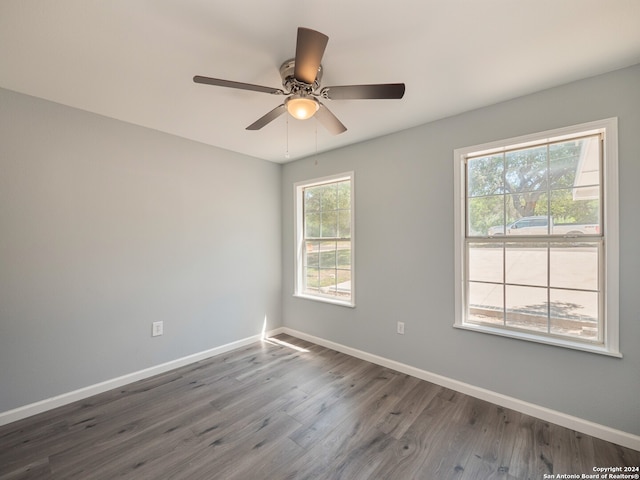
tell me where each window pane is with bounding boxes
[550,289,598,340]
[468,242,503,283]
[305,267,320,291]
[319,241,337,268]
[505,242,547,287]
[468,281,504,325]
[337,241,351,268]
[467,154,504,197]
[549,188,600,233]
[319,269,337,293]
[549,140,581,189]
[468,195,504,236]
[305,213,320,238]
[320,211,337,238]
[320,184,337,211]
[337,181,351,209]
[304,186,321,212]
[550,136,600,190]
[505,145,548,194]
[550,242,599,291]
[505,285,548,333]
[504,193,549,235]
[305,241,319,267]
[338,210,351,238]
[336,269,351,297]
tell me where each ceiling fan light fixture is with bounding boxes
[194,27,404,134]
[285,94,319,120]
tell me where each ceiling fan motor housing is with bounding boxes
[280,59,322,94]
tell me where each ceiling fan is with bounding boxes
[193,27,405,135]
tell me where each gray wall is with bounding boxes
[0,88,282,411]
[281,64,640,436]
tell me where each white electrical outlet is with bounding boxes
[152,321,164,337]
[397,321,405,335]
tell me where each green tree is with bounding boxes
[467,140,592,234]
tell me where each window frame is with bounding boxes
[294,172,355,308]
[454,118,620,357]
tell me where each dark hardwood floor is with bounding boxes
[1,333,638,479]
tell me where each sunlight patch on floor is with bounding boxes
[263,336,310,353]
[261,315,309,352]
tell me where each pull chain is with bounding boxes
[314,119,318,165]
[285,115,290,159]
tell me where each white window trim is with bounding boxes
[294,172,355,308]
[453,118,620,357]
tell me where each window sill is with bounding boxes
[293,293,355,308]
[453,323,622,358]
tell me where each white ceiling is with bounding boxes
[1,1,639,163]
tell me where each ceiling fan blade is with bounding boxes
[294,27,329,85]
[193,76,284,95]
[315,103,347,135]
[321,83,405,100]
[246,104,287,130]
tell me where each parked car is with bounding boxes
[487,224,507,236]
[487,216,599,236]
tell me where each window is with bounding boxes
[295,172,354,307]
[454,119,619,356]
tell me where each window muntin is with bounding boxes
[295,173,354,306]
[455,119,619,356]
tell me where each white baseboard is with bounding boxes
[0,328,285,428]
[2,326,638,452]
[280,327,640,452]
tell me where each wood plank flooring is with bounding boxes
[1,333,638,479]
